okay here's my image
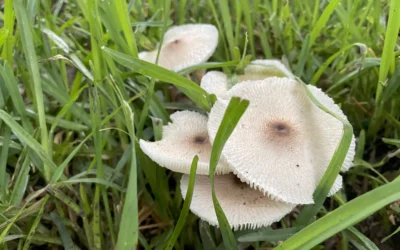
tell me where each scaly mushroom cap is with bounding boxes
[238,59,294,82]
[200,71,229,99]
[181,174,296,230]
[207,77,355,204]
[140,111,230,175]
[139,24,218,72]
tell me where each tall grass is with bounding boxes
[0,0,399,249]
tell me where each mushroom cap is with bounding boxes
[238,60,294,82]
[200,71,229,99]
[139,24,218,72]
[207,77,355,204]
[180,174,296,230]
[140,111,230,175]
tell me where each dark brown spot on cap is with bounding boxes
[193,135,208,144]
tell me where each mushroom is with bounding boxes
[200,71,229,99]
[238,59,294,82]
[139,24,219,72]
[207,77,355,204]
[180,174,296,230]
[140,110,230,175]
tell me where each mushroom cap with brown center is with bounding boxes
[238,60,294,82]
[200,71,229,99]
[140,111,230,175]
[207,77,355,204]
[180,174,296,230]
[139,24,218,72]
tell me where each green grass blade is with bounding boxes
[218,0,237,60]
[209,97,249,250]
[177,61,240,75]
[22,195,49,250]
[346,226,379,250]
[102,47,212,111]
[295,80,353,225]
[0,127,10,202]
[376,0,400,103]
[238,226,304,242]
[241,0,255,57]
[13,0,51,181]
[0,63,34,132]
[310,43,367,85]
[1,0,14,63]
[382,225,400,243]
[9,155,31,206]
[50,212,75,250]
[114,0,138,57]
[116,96,139,249]
[295,0,340,77]
[276,179,400,250]
[0,110,58,172]
[137,0,171,137]
[165,156,198,250]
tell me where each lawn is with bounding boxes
[0,0,399,249]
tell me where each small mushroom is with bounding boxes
[207,77,355,204]
[200,71,229,99]
[180,174,296,230]
[140,111,230,175]
[139,24,219,72]
[238,59,294,82]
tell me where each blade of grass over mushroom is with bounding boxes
[137,0,171,137]
[177,61,240,75]
[102,47,211,111]
[165,156,198,250]
[275,179,400,250]
[296,82,353,225]
[13,0,51,181]
[209,97,249,250]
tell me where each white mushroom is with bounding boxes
[139,24,218,72]
[200,71,229,99]
[180,174,296,230]
[207,77,355,204]
[140,111,230,175]
[238,59,294,82]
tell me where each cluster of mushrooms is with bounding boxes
[139,24,356,230]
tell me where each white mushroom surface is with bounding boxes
[200,71,229,99]
[207,77,355,204]
[180,174,296,230]
[238,59,294,82]
[139,24,218,72]
[140,111,230,175]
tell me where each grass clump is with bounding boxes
[0,0,400,249]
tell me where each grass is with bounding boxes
[0,0,399,249]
